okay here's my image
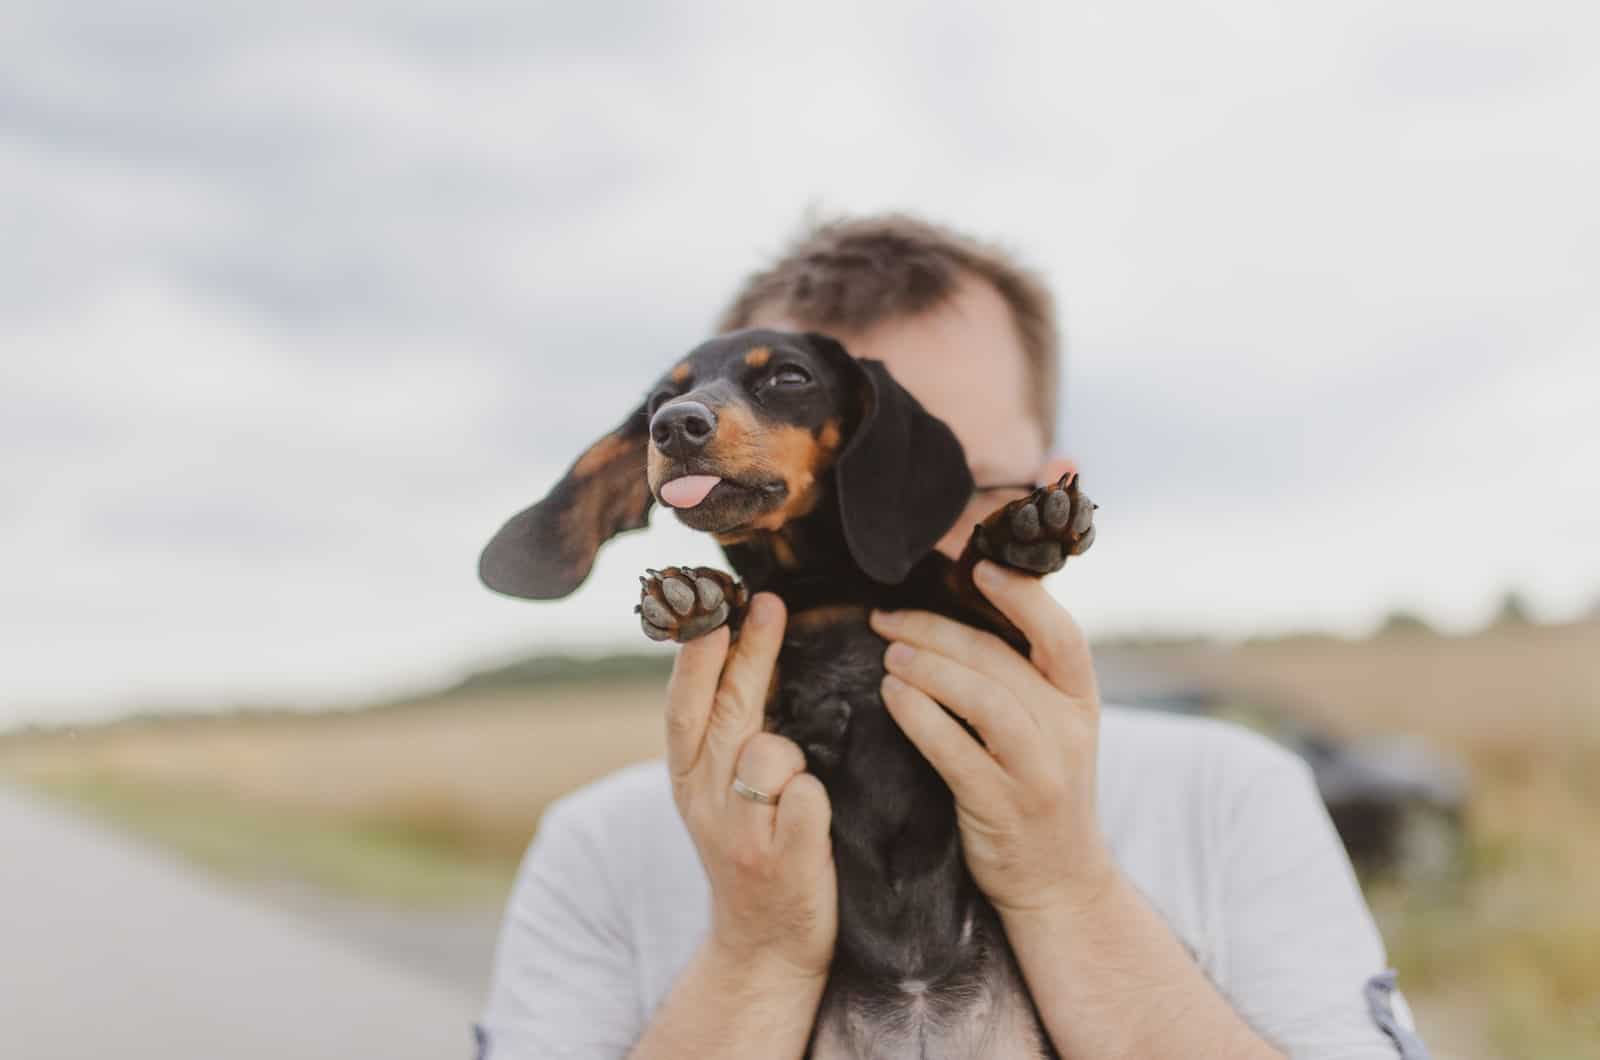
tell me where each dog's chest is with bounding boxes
[767,609,1054,1060]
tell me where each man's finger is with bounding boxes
[973,561,1097,700]
[881,643,1040,772]
[880,673,1004,807]
[775,771,832,865]
[665,625,731,781]
[868,608,1041,696]
[701,592,786,785]
[729,732,806,849]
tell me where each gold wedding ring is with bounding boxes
[731,776,778,805]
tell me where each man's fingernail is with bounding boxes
[872,609,900,631]
[885,642,915,669]
[882,673,906,697]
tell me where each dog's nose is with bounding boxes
[650,400,717,456]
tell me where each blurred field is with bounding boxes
[3,621,1596,1057]
[1137,617,1600,1059]
[0,681,672,903]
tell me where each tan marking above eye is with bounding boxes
[670,362,692,384]
[743,346,772,368]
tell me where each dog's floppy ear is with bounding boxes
[809,333,975,584]
[479,403,653,599]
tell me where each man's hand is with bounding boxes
[871,560,1285,1060]
[630,592,836,1060]
[869,559,1114,917]
[664,591,837,982]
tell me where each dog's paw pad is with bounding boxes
[693,575,726,611]
[1010,502,1041,542]
[973,473,1097,576]
[635,566,746,642]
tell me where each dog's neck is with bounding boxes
[715,481,959,617]
[717,485,853,609]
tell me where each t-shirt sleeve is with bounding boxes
[1213,742,1426,1058]
[477,795,643,1060]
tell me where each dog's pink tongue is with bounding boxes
[661,475,721,508]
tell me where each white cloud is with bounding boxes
[3,0,1597,726]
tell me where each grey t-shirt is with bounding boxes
[478,707,1425,1058]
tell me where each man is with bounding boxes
[477,214,1428,1058]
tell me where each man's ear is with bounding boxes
[809,334,974,585]
[478,404,653,599]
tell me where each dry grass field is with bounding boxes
[0,682,673,901]
[1141,618,1600,1059]
[3,619,1596,1057]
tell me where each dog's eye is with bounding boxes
[768,365,812,388]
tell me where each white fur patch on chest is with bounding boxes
[808,946,1050,1060]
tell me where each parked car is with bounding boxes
[1102,677,1468,882]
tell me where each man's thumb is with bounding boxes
[775,772,831,861]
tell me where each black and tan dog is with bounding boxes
[480,329,1095,1059]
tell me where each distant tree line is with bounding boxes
[438,649,674,698]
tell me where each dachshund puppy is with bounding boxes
[481,329,1095,1059]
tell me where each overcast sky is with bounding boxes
[4,1,1597,727]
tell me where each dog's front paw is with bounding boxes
[635,566,748,642]
[971,472,1096,575]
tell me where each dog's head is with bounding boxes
[479,328,974,599]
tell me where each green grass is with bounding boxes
[29,772,518,907]
[1367,761,1600,1058]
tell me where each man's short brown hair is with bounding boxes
[716,212,1061,446]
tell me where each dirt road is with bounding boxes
[0,787,481,1059]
